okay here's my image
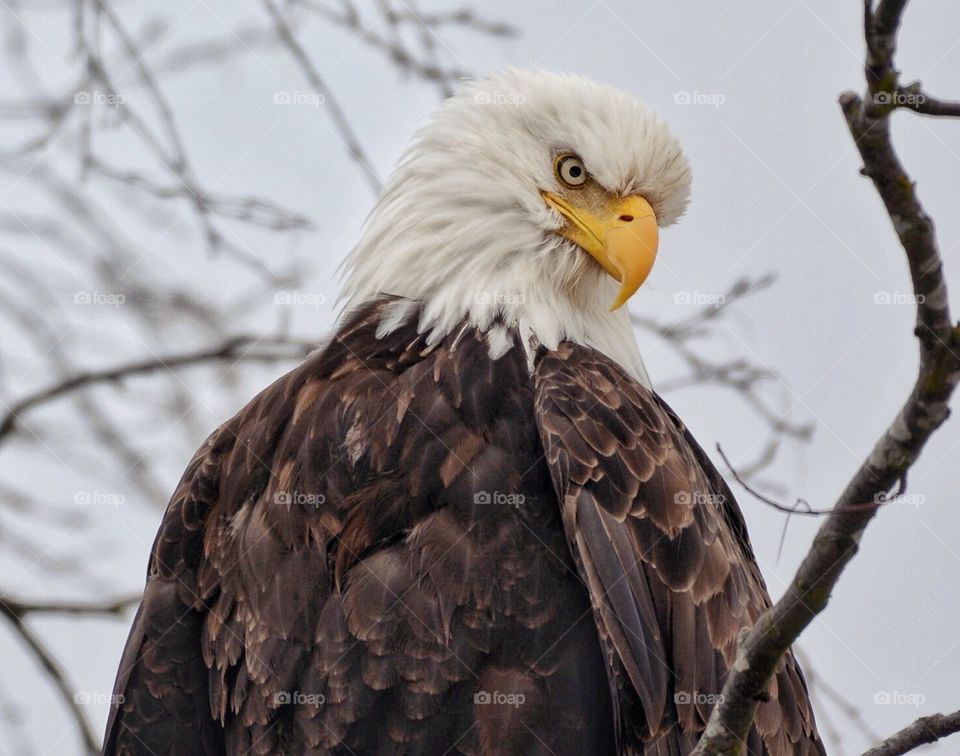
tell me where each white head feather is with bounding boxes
[340,68,692,386]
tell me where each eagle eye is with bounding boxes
[555,153,587,188]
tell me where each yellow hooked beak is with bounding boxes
[541,191,658,310]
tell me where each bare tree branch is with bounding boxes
[633,274,813,479]
[0,599,98,755]
[0,7,521,750]
[294,0,475,90]
[692,1,960,752]
[887,82,960,117]
[382,5,517,36]
[0,335,315,443]
[716,445,886,516]
[862,710,960,756]
[794,648,883,753]
[1,594,140,618]
[262,0,383,195]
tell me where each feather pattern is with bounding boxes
[104,300,822,754]
[533,341,824,754]
[106,300,612,755]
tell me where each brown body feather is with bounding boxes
[104,299,823,755]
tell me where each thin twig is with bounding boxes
[716,444,886,516]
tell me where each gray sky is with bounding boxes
[1,1,959,753]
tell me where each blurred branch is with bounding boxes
[0,334,315,443]
[0,599,98,755]
[635,276,811,440]
[296,0,473,90]
[87,158,314,231]
[68,0,300,278]
[794,648,882,754]
[692,1,960,752]
[383,6,517,35]
[639,274,776,340]
[262,0,383,194]
[634,274,813,480]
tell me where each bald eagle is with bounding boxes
[105,69,823,755]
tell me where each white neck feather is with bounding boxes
[338,68,693,390]
[342,234,652,387]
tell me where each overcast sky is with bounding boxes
[1,1,959,753]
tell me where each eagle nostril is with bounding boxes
[619,214,634,222]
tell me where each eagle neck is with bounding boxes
[369,294,653,389]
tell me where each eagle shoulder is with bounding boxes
[533,341,824,755]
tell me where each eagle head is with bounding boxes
[341,68,692,383]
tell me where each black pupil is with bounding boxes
[568,164,582,178]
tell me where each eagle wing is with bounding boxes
[103,432,227,756]
[533,341,824,755]
[105,306,615,755]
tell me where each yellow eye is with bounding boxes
[555,153,587,188]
